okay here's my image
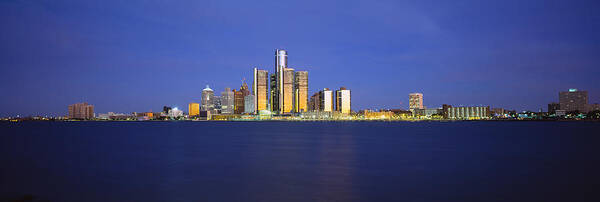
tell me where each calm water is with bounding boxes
[1,121,599,202]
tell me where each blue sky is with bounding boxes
[1,0,599,116]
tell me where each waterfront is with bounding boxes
[1,122,599,201]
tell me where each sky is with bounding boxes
[1,0,599,117]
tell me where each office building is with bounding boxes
[409,93,424,110]
[68,102,94,119]
[559,89,588,113]
[168,108,183,118]
[319,88,334,112]
[201,85,214,111]
[188,102,200,117]
[309,92,319,112]
[589,103,600,112]
[234,81,251,114]
[445,106,490,119]
[270,49,308,114]
[253,68,269,112]
[244,95,255,114]
[548,103,560,115]
[294,71,308,113]
[221,88,234,114]
[335,87,351,114]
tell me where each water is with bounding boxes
[1,121,599,202]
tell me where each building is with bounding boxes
[221,88,234,114]
[309,92,319,112]
[201,85,215,111]
[244,95,255,114]
[168,108,183,118]
[445,106,490,119]
[234,81,251,114]
[234,89,244,114]
[588,103,600,112]
[548,103,561,115]
[409,93,424,110]
[335,87,351,114]
[68,102,94,119]
[188,102,200,117]
[270,49,308,114]
[294,71,308,113]
[213,96,222,114]
[559,89,588,113]
[314,88,334,112]
[253,68,269,112]
[364,110,394,119]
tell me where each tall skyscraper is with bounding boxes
[294,71,308,113]
[68,102,94,119]
[201,85,214,111]
[244,95,255,114]
[253,68,269,112]
[188,102,200,117]
[313,88,334,112]
[221,88,234,114]
[559,89,588,113]
[409,93,424,110]
[335,87,351,114]
[271,49,309,114]
[234,80,251,114]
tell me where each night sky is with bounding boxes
[1,0,599,117]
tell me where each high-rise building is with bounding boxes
[318,88,334,112]
[188,102,200,117]
[294,71,308,113]
[234,81,251,114]
[335,87,351,114]
[201,85,214,111]
[309,92,319,112]
[213,95,222,114]
[559,89,588,113]
[409,93,424,110]
[68,102,94,119]
[234,89,244,114]
[271,49,307,114]
[244,95,255,114]
[221,88,234,114]
[253,68,269,112]
[548,102,560,115]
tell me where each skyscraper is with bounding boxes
[68,102,94,119]
[313,88,334,112]
[559,89,588,113]
[201,85,214,111]
[234,80,251,114]
[409,93,424,110]
[294,71,308,113]
[335,87,351,114]
[253,68,269,112]
[188,102,200,117]
[221,88,234,114]
[244,95,255,114]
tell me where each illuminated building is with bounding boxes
[364,110,394,119]
[294,71,308,113]
[309,92,319,112]
[68,102,94,119]
[221,88,234,114]
[201,85,214,111]
[270,73,278,112]
[548,103,560,115]
[234,81,251,114]
[188,102,200,117]
[409,93,424,110]
[168,108,183,118]
[335,87,351,114]
[270,49,308,114]
[559,89,588,113]
[589,103,600,112]
[253,68,269,112]
[322,89,333,112]
[445,106,490,119]
[244,95,255,114]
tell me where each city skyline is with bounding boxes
[1,0,600,117]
